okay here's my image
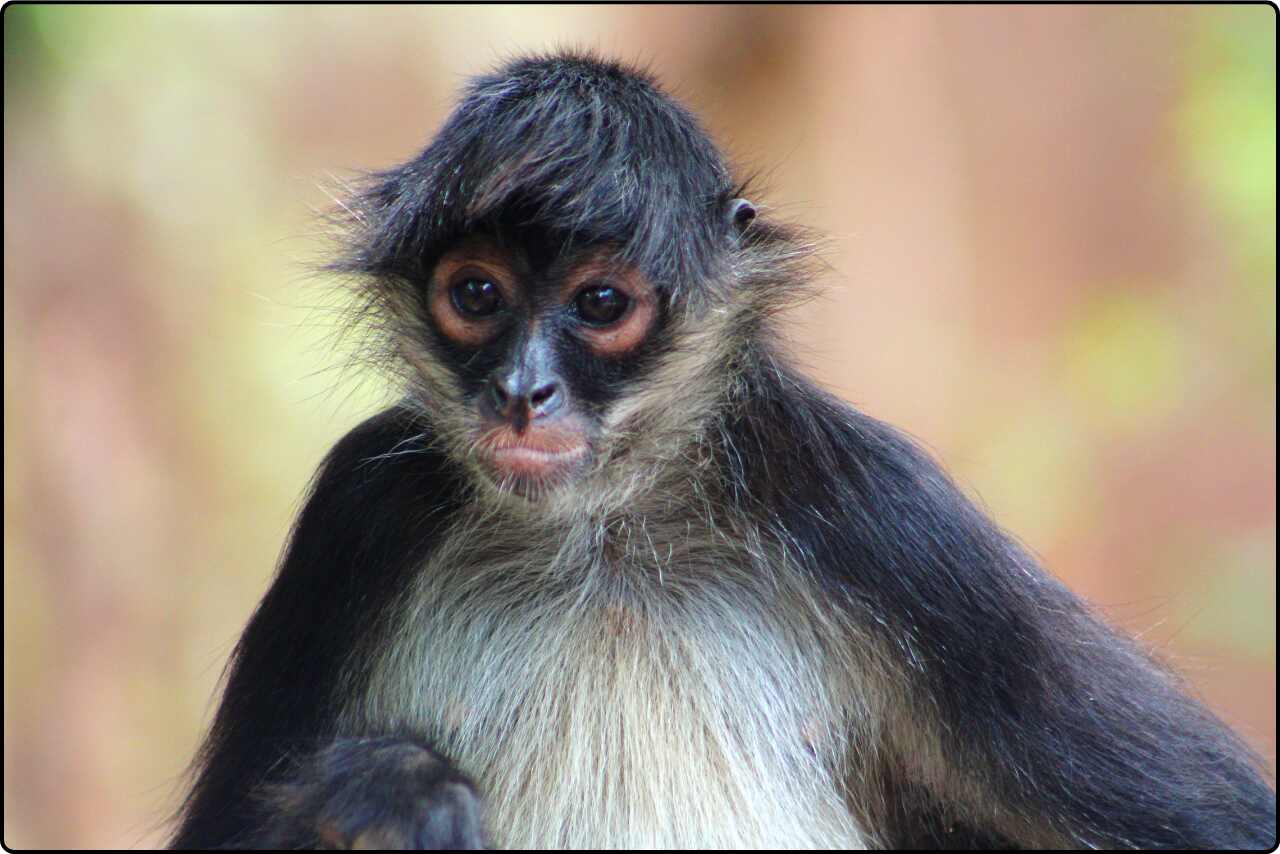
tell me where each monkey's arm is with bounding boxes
[171,406,479,849]
[734,372,1276,849]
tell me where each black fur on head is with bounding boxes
[333,51,744,300]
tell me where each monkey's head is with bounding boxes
[334,53,807,511]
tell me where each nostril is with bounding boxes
[529,382,559,412]
[489,380,510,411]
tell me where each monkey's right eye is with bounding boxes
[451,278,503,317]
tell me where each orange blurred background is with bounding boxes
[3,5,1274,848]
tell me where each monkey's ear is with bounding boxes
[726,198,756,234]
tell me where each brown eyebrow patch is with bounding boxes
[560,252,658,356]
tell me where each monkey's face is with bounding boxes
[419,233,666,501]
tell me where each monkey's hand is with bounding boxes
[256,737,487,850]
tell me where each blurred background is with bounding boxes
[3,5,1275,847]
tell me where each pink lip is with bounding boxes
[486,444,589,479]
[476,425,590,483]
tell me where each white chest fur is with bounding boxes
[349,510,870,849]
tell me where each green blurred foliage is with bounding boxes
[1062,290,1187,433]
[1183,535,1278,656]
[1180,6,1277,376]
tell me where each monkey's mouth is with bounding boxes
[473,426,591,496]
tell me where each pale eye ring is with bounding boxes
[451,278,503,317]
[575,284,630,326]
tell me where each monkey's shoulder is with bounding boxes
[309,405,463,519]
[275,405,466,571]
[722,369,948,524]
[721,367,1039,605]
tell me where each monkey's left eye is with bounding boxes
[452,278,503,317]
[575,285,630,326]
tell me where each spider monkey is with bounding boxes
[172,52,1277,849]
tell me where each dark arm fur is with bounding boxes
[728,360,1276,849]
[171,406,466,848]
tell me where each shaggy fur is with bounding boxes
[172,51,1276,849]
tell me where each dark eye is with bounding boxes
[451,278,502,317]
[575,285,630,326]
